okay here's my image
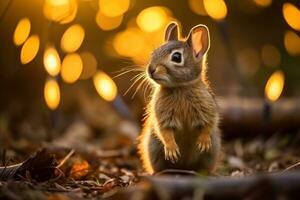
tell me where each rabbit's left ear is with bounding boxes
[164,22,179,42]
[187,25,210,60]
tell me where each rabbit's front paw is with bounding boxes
[197,133,212,152]
[164,142,180,163]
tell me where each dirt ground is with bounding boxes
[1,117,300,199]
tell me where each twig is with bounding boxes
[282,161,300,172]
[57,149,75,168]
[155,169,198,176]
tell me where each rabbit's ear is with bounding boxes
[164,22,179,42]
[187,25,210,59]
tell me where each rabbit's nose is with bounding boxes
[148,66,156,75]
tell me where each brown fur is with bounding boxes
[137,22,221,174]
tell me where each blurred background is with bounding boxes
[0,0,300,145]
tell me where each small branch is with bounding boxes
[57,149,75,168]
[282,161,300,172]
[154,169,198,176]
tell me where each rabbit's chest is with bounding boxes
[171,100,203,128]
[153,86,217,130]
[155,97,206,130]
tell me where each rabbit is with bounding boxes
[137,22,221,175]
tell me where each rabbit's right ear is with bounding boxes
[164,22,179,42]
[186,25,210,60]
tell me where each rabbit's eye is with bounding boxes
[171,52,182,63]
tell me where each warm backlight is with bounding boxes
[80,51,98,80]
[13,18,31,46]
[43,0,77,24]
[95,11,123,31]
[284,30,300,56]
[44,78,60,110]
[265,70,285,102]
[61,53,83,83]
[253,0,272,7]
[113,28,145,57]
[137,7,168,32]
[282,3,300,31]
[93,71,117,102]
[46,0,69,6]
[43,47,61,76]
[59,0,78,24]
[20,35,40,64]
[203,0,227,20]
[99,0,130,17]
[61,24,85,53]
[188,0,207,16]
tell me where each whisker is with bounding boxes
[143,81,152,101]
[113,65,144,74]
[142,80,149,101]
[131,78,147,99]
[113,68,143,79]
[130,72,145,81]
[147,78,155,97]
[121,60,143,66]
[123,74,146,96]
[141,77,152,100]
[131,72,146,83]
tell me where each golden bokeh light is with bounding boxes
[93,71,117,102]
[95,11,123,31]
[284,30,300,56]
[13,18,31,46]
[61,24,85,53]
[59,1,78,24]
[43,0,78,24]
[46,0,69,6]
[132,24,171,63]
[203,0,227,20]
[282,3,300,31]
[132,44,153,64]
[261,44,281,68]
[253,0,272,7]
[20,35,40,64]
[146,18,175,44]
[99,0,130,17]
[113,28,146,57]
[113,16,178,64]
[43,47,61,76]
[265,70,285,102]
[188,0,207,16]
[61,53,83,83]
[137,7,169,32]
[44,78,60,110]
[80,51,98,80]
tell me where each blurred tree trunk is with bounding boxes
[219,97,300,137]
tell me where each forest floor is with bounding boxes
[1,119,300,200]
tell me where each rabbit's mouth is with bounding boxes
[150,74,170,84]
